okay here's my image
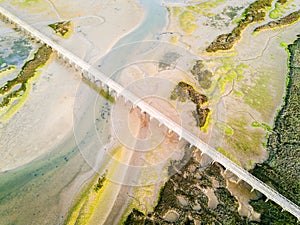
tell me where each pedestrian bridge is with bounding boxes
[0,6,299,221]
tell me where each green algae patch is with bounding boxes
[280,41,289,48]
[226,116,266,158]
[173,0,226,34]
[173,7,183,17]
[251,121,272,131]
[49,21,73,38]
[200,110,212,133]
[216,122,234,135]
[187,0,225,17]
[240,73,274,120]
[169,36,179,44]
[11,0,40,7]
[233,90,243,97]
[11,0,49,11]
[251,121,261,127]
[214,59,247,95]
[217,147,240,165]
[64,146,126,225]
[269,0,294,19]
[82,77,115,103]
[179,11,197,34]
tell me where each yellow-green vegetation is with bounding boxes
[65,146,129,225]
[187,0,225,17]
[0,45,52,96]
[226,116,265,156]
[11,0,48,11]
[121,180,159,224]
[94,174,106,192]
[179,11,197,34]
[200,110,212,132]
[65,175,108,225]
[280,41,289,48]
[11,0,40,6]
[269,0,294,19]
[0,70,41,121]
[251,121,260,127]
[173,7,183,17]
[233,90,243,97]
[48,21,72,37]
[172,0,226,34]
[169,36,179,44]
[0,85,28,120]
[0,45,52,119]
[251,121,272,131]
[207,0,273,52]
[217,147,240,165]
[254,9,300,33]
[240,73,274,120]
[214,58,247,94]
[216,122,234,135]
[82,77,115,103]
[0,65,17,78]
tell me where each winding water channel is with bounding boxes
[0,1,168,224]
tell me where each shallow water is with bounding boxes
[0,1,168,224]
[0,25,37,86]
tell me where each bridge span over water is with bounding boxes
[0,6,299,221]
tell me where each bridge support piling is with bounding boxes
[95,80,101,88]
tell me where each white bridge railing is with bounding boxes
[0,6,299,221]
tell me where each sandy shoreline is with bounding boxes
[0,1,146,224]
[0,0,144,173]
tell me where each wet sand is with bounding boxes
[0,0,144,172]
